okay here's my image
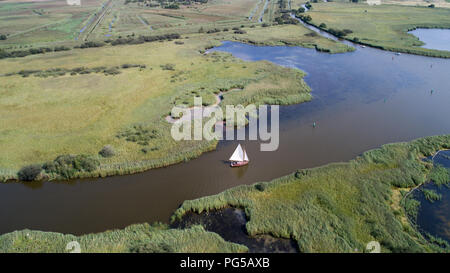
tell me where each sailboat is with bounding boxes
[229,144,249,167]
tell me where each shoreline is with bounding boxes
[296,3,450,59]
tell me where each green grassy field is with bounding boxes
[0,0,103,47]
[173,135,450,253]
[305,2,450,57]
[228,24,354,53]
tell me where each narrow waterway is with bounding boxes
[1,27,449,237]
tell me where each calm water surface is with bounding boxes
[409,28,450,52]
[415,151,450,242]
[1,38,450,236]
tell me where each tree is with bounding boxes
[18,165,42,181]
[99,145,116,157]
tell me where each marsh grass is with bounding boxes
[0,36,312,182]
[173,135,450,253]
[422,189,442,203]
[0,224,247,253]
[223,24,354,53]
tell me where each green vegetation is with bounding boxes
[99,145,116,158]
[305,3,450,58]
[42,154,100,180]
[422,189,442,202]
[0,224,247,253]
[0,33,181,60]
[173,135,450,252]
[17,165,42,182]
[0,32,315,182]
[429,165,450,186]
[2,64,145,78]
[227,24,354,53]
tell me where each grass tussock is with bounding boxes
[0,224,247,253]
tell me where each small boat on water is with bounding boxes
[229,144,249,167]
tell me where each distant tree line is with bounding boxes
[0,45,70,59]
[125,0,209,8]
[275,13,299,25]
[0,33,180,60]
[4,63,146,78]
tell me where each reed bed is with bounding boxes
[173,135,450,253]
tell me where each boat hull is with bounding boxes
[230,161,249,167]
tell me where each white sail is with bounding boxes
[243,149,249,162]
[229,144,244,162]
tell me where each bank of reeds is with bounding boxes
[173,135,450,253]
[0,224,247,253]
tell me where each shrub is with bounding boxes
[161,64,175,71]
[79,41,105,49]
[304,32,318,37]
[319,23,327,28]
[43,154,100,179]
[99,145,116,158]
[54,46,70,52]
[0,34,6,40]
[206,28,221,34]
[17,165,42,181]
[117,125,159,145]
[422,189,442,203]
[234,30,247,34]
[103,67,121,75]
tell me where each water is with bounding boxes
[172,208,298,253]
[1,38,450,236]
[409,28,450,52]
[415,150,450,242]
